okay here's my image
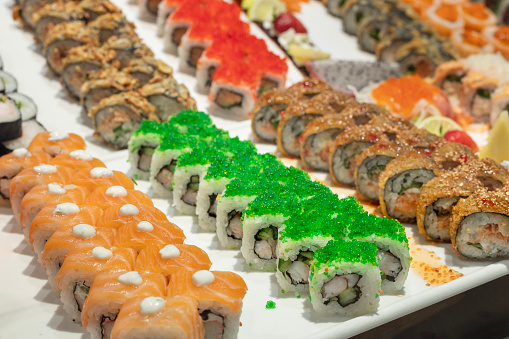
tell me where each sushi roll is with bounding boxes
[357,13,406,54]
[490,85,509,126]
[0,71,18,94]
[156,0,186,37]
[326,0,348,17]
[0,95,22,142]
[52,150,106,171]
[139,0,163,22]
[81,269,167,339]
[422,2,464,38]
[139,77,197,122]
[71,167,135,190]
[428,60,467,108]
[450,28,493,58]
[97,204,176,230]
[28,131,86,157]
[18,0,52,29]
[460,71,499,124]
[8,92,37,121]
[79,0,121,22]
[308,240,381,316]
[342,0,386,36]
[29,203,104,256]
[88,91,158,149]
[61,46,117,100]
[0,120,47,156]
[86,13,137,45]
[101,36,154,69]
[345,213,410,293]
[41,224,116,292]
[81,68,140,115]
[166,269,247,339]
[123,57,174,87]
[54,244,137,323]
[32,1,87,44]
[379,150,438,223]
[128,120,167,181]
[86,185,154,209]
[135,243,212,278]
[110,296,205,339]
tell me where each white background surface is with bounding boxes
[0,0,508,338]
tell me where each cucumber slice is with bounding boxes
[278,258,292,275]
[255,226,277,241]
[142,146,155,156]
[338,286,361,307]
[188,175,199,191]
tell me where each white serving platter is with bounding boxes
[0,0,508,338]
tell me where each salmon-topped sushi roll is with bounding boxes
[71,167,135,190]
[20,182,90,238]
[27,131,86,157]
[135,244,212,278]
[98,204,179,232]
[82,269,167,339]
[113,217,186,252]
[54,244,137,323]
[51,150,106,171]
[10,164,75,222]
[167,270,248,339]
[110,296,204,339]
[0,148,51,207]
[30,203,104,256]
[87,186,153,209]
[41,224,116,292]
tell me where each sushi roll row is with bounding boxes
[127,110,412,317]
[0,53,46,156]
[0,129,249,339]
[428,53,509,125]
[13,0,197,149]
[141,0,289,120]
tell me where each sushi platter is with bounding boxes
[1,0,509,338]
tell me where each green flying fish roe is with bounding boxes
[312,239,379,268]
[279,209,347,242]
[131,120,165,138]
[265,300,276,309]
[243,189,303,220]
[157,125,228,152]
[176,137,252,168]
[166,110,213,128]
[347,213,409,246]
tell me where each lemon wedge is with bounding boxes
[480,110,509,162]
[248,0,286,22]
[414,116,462,137]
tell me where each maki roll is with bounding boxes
[428,60,467,107]
[97,204,176,230]
[342,0,386,36]
[27,131,87,157]
[0,120,47,156]
[139,0,163,22]
[156,0,186,37]
[79,0,120,22]
[460,71,499,124]
[101,36,154,69]
[32,1,87,44]
[70,167,135,190]
[88,91,158,149]
[0,95,22,142]
[326,0,348,17]
[86,13,137,45]
[0,71,18,94]
[18,0,52,29]
[309,240,381,316]
[123,57,174,87]
[128,120,167,181]
[86,185,153,209]
[8,92,37,121]
[490,85,509,126]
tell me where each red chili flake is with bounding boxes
[378,144,387,149]
[459,154,468,163]
[481,198,495,207]
[303,80,312,87]
[366,133,378,140]
[279,110,286,117]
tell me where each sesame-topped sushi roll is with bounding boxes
[54,244,137,323]
[124,57,174,87]
[79,0,120,22]
[28,131,86,157]
[167,269,248,339]
[431,139,477,173]
[82,269,167,339]
[110,296,204,339]
[309,239,381,316]
[86,13,137,45]
[102,36,154,69]
[345,213,410,293]
[32,1,87,43]
[88,91,158,149]
[450,187,509,260]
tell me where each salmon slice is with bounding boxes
[29,203,104,256]
[110,296,204,339]
[20,183,91,237]
[10,164,75,222]
[71,167,135,190]
[86,186,153,210]
[98,204,176,230]
[51,150,106,171]
[0,150,52,206]
[27,131,86,157]
[81,269,167,337]
[135,244,212,277]
[54,244,137,324]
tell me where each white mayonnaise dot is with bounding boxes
[91,246,112,260]
[105,186,127,197]
[119,204,139,216]
[72,224,96,239]
[118,271,143,286]
[192,270,215,287]
[47,183,66,195]
[159,245,180,259]
[90,167,114,178]
[137,221,154,232]
[33,164,57,174]
[69,150,93,161]
[12,148,31,158]
[140,297,165,315]
[48,131,69,141]
[52,203,79,215]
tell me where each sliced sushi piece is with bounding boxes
[54,244,137,324]
[7,93,37,121]
[79,0,121,22]
[139,0,163,22]
[428,60,467,108]
[422,2,464,38]
[81,68,140,116]
[110,296,204,339]
[28,131,86,157]
[156,0,186,37]
[0,71,18,94]
[139,77,196,122]
[19,0,52,29]
[86,13,137,45]
[29,203,104,256]
[124,57,174,87]
[342,0,386,36]
[71,167,135,191]
[460,71,499,124]
[326,0,348,17]
[450,28,493,58]
[253,51,289,96]
[128,120,167,181]
[490,85,509,126]
[61,45,117,100]
[309,240,381,316]
[32,1,87,44]
[0,95,22,142]
[41,224,116,293]
[0,149,51,207]
[0,120,47,156]
[97,204,175,230]
[86,185,153,209]
[167,270,247,339]
[102,36,154,69]
[88,91,158,149]
[81,269,167,339]
[51,150,106,171]
[357,13,404,54]
[135,243,212,278]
